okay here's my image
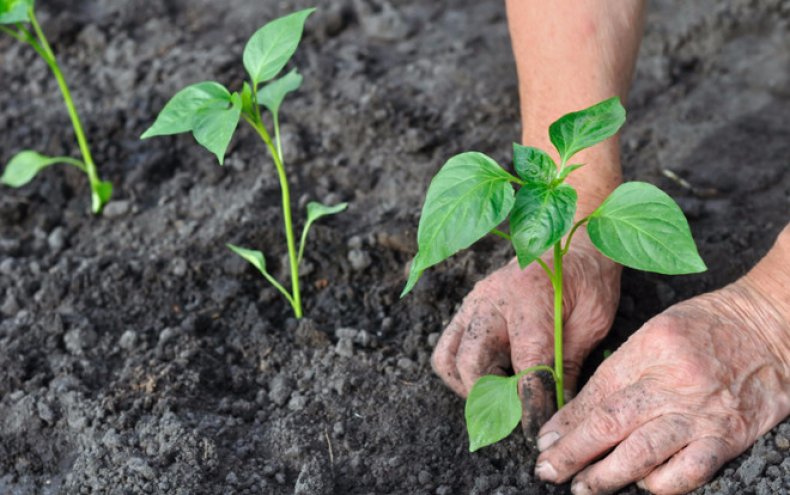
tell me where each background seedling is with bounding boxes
[141,8,346,319]
[402,97,706,451]
[0,0,112,214]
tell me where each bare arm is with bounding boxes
[506,0,645,217]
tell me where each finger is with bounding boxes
[638,437,732,495]
[508,317,554,437]
[455,307,510,393]
[536,381,660,483]
[537,350,624,449]
[431,310,470,396]
[569,414,691,495]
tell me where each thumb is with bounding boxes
[509,325,555,441]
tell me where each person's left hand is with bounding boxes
[533,280,790,495]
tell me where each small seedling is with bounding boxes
[141,8,346,319]
[402,97,706,451]
[0,0,112,213]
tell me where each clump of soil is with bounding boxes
[1,0,788,493]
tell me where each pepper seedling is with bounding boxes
[141,8,346,319]
[401,97,706,451]
[0,0,112,214]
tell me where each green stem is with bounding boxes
[247,117,303,319]
[0,25,25,43]
[562,216,589,255]
[273,114,283,163]
[28,9,105,213]
[490,228,511,241]
[552,242,565,409]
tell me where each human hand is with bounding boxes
[534,280,790,495]
[431,234,621,433]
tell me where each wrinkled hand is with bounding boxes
[535,281,790,495]
[432,236,621,433]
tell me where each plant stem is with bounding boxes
[247,116,303,319]
[27,9,105,213]
[490,228,511,241]
[562,216,589,255]
[552,241,565,409]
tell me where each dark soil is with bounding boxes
[1,0,788,493]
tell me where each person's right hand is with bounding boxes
[431,233,622,433]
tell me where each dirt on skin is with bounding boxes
[0,0,788,493]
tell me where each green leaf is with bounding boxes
[549,97,626,163]
[510,182,577,268]
[1,151,75,187]
[401,260,424,297]
[91,180,113,214]
[465,374,522,452]
[240,82,256,118]
[513,143,556,184]
[193,92,242,164]
[0,0,32,24]
[587,182,707,275]
[227,244,268,275]
[557,164,584,182]
[243,8,315,87]
[402,152,516,296]
[258,68,303,118]
[141,82,232,139]
[298,201,348,263]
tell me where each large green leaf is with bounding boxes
[1,151,76,187]
[193,92,242,164]
[258,68,303,118]
[402,152,516,296]
[141,82,232,139]
[513,143,556,185]
[588,182,707,275]
[243,8,315,87]
[298,201,348,263]
[465,374,522,452]
[0,0,32,24]
[549,97,626,163]
[510,182,577,268]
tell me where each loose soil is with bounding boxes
[1,0,788,493]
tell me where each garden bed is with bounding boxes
[1,0,788,493]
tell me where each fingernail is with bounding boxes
[537,431,560,451]
[534,461,557,481]
[636,479,647,490]
[571,480,592,495]
[564,388,575,400]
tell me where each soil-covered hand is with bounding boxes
[534,281,790,495]
[432,235,621,433]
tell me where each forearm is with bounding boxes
[506,0,645,218]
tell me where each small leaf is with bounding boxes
[513,143,556,184]
[0,0,32,24]
[588,182,707,275]
[549,97,626,163]
[557,164,584,182]
[258,68,303,118]
[243,8,315,87]
[141,82,232,139]
[402,152,515,296]
[192,92,242,164]
[91,180,113,214]
[298,201,347,263]
[465,374,522,452]
[240,82,255,117]
[510,182,577,268]
[1,151,73,187]
[227,244,268,275]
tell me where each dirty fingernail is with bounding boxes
[636,479,647,490]
[534,461,557,481]
[571,480,592,495]
[537,431,560,451]
[564,388,575,401]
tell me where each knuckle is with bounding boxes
[586,408,623,440]
[622,435,658,471]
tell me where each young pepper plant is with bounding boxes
[401,97,706,451]
[0,0,112,214]
[141,8,346,319]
